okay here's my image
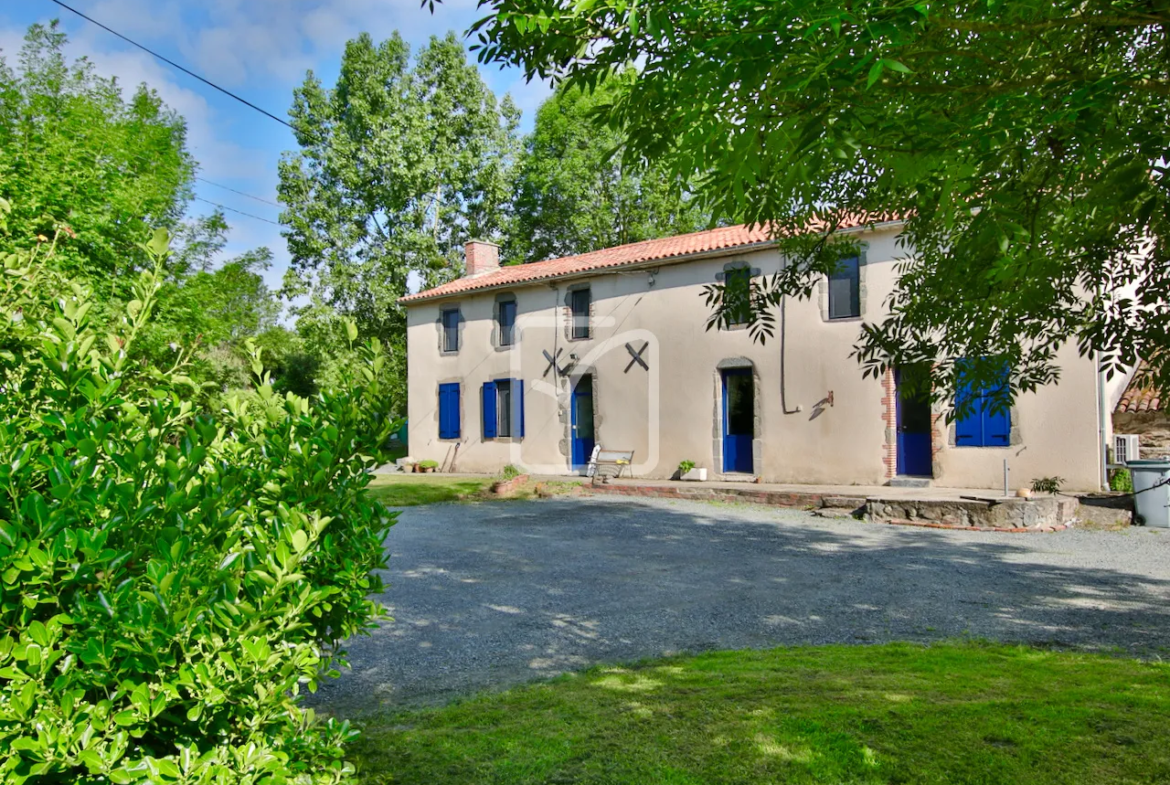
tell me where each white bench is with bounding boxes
[587,446,634,481]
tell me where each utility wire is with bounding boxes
[195,197,282,227]
[47,0,295,130]
[196,176,281,207]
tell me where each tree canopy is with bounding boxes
[451,0,1169,405]
[279,32,519,345]
[509,74,711,263]
[0,22,193,298]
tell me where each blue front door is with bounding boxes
[896,368,933,477]
[722,369,754,473]
[571,376,595,472]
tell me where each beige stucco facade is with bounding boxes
[404,226,1107,491]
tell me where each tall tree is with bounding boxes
[0,22,193,299]
[448,0,1169,405]
[509,74,711,263]
[279,31,519,354]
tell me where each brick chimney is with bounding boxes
[464,239,500,277]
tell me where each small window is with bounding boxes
[954,361,1010,447]
[570,289,591,340]
[441,309,460,352]
[438,382,460,439]
[724,267,751,326]
[482,379,525,439]
[828,256,860,320]
[498,300,517,346]
[496,380,512,437]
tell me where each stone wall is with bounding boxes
[1113,412,1170,458]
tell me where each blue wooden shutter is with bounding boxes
[482,381,497,439]
[983,365,1010,446]
[512,379,525,438]
[438,383,460,439]
[954,371,981,446]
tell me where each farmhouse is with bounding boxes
[400,221,1120,490]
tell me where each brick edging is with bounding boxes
[492,474,529,494]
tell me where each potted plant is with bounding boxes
[678,460,706,482]
[418,459,439,474]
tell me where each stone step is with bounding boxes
[888,477,931,488]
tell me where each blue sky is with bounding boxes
[0,0,550,296]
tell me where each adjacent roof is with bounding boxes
[1116,365,1162,414]
[399,216,899,304]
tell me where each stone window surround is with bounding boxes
[437,305,464,355]
[491,293,518,352]
[714,261,762,332]
[563,283,594,342]
[711,357,763,476]
[817,242,869,323]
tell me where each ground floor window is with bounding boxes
[482,379,524,439]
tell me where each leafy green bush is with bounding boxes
[418,460,439,470]
[677,460,696,476]
[501,464,522,480]
[1030,476,1065,495]
[1109,468,1134,494]
[0,217,397,782]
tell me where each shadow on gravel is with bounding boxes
[310,497,1170,714]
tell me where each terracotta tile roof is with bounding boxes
[1117,365,1162,414]
[400,216,899,304]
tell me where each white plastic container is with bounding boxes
[1128,459,1170,528]
[680,468,707,482]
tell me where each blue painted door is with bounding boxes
[571,376,595,472]
[722,369,754,473]
[896,368,933,476]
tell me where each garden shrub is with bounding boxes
[0,214,397,782]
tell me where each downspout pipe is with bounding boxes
[1097,351,1108,491]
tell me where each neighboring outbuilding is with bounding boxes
[1113,365,1169,460]
[400,222,1120,490]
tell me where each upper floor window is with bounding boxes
[828,256,860,319]
[954,360,1010,447]
[441,308,460,352]
[724,267,752,326]
[498,300,517,346]
[570,288,591,340]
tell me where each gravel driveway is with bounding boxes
[314,496,1170,713]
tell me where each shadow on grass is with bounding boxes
[350,641,1170,785]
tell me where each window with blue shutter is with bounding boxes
[481,381,497,439]
[481,379,524,439]
[954,361,1010,447]
[438,383,460,439]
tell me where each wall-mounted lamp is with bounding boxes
[827,390,835,407]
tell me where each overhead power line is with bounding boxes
[47,0,294,130]
[195,197,282,227]
[196,176,282,207]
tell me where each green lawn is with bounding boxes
[350,642,1170,784]
[367,474,500,506]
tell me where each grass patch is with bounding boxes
[367,474,498,506]
[367,474,585,506]
[350,642,1170,784]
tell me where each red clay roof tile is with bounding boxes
[1117,365,1162,414]
[399,217,898,304]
